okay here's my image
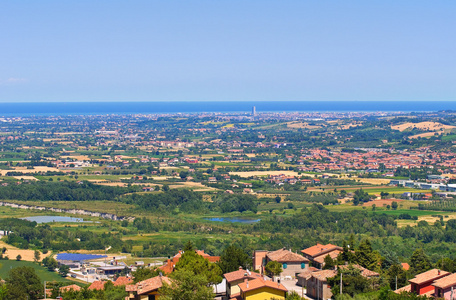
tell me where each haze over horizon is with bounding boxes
[0,1,455,103]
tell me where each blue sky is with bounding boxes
[0,1,454,102]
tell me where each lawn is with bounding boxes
[0,260,73,283]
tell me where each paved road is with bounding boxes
[281,279,314,299]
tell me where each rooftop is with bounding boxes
[409,269,450,285]
[267,248,308,263]
[238,277,288,293]
[432,272,456,289]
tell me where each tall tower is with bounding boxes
[252,106,256,116]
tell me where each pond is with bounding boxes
[21,216,92,223]
[204,217,260,224]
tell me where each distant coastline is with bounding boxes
[0,101,455,116]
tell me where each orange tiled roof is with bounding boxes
[267,248,308,263]
[114,276,133,286]
[337,264,379,278]
[313,250,342,264]
[297,267,319,280]
[401,263,410,271]
[224,268,262,283]
[125,275,171,295]
[432,273,456,289]
[301,243,343,258]
[88,281,106,290]
[238,277,288,293]
[311,269,337,282]
[409,269,450,285]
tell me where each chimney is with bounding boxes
[438,269,441,275]
[244,278,249,288]
[239,266,243,270]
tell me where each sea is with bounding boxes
[0,101,455,116]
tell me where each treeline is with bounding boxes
[412,199,456,212]
[286,193,338,205]
[0,181,137,201]
[0,218,126,252]
[254,205,396,236]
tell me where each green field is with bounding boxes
[372,209,445,217]
[0,260,74,283]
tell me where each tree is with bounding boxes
[34,250,40,264]
[16,254,21,261]
[174,241,222,286]
[386,264,408,290]
[42,256,58,272]
[132,267,159,283]
[323,254,336,270]
[286,291,303,300]
[327,265,372,297]
[392,201,398,210]
[354,239,379,270]
[265,261,282,279]
[59,264,70,277]
[159,268,214,300]
[6,266,43,300]
[380,191,390,199]
[218,244,251,274]
[410,249,432,275]
[275,196,281,203]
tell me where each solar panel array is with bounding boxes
[56,253,107,262]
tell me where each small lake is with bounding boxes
[204,217,260,224]
[21,216,92,223]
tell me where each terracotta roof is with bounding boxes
[313,250,342,264]
[301,243,343,258]
[409,269,450,285]
[401,263,410,271]
[159,259,175,274]
[60,284,81,293]
[114,276,133,286]
[394,284,411,294]
[238,277,288,293]
[266,248,308,263]
[311,270,337,282]
[88,281,106,290]
[297,267,319,280]
[125,275,171,295]
[337,264,379,278]
[224,268,262,283]
[432,272,456,289]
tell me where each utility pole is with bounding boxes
[44,281,46,299]
[340,273,343,295]
[395,276,397,291]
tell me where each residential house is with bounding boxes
[306,264,379,300]
[301,243,343,269]
[126,275,171,300]
[432,272,456,299]
[407,269,450,296]
[253,248,309,279]
[235,277,287,300]
[223,267,262,300]
[306,269,337,300]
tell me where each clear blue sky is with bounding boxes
[0,1,455,102]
